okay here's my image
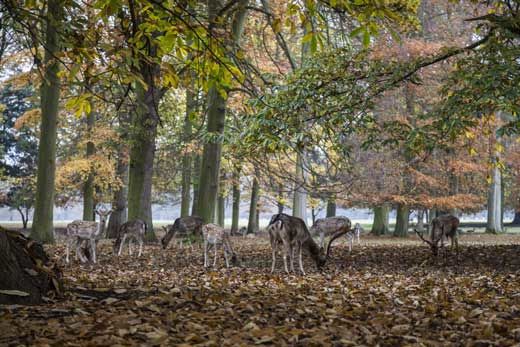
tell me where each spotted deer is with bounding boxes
[65,208,112,263]
[415,214,460,256]
[161,216,204,249]
[113,219,146,257]
[268,213,349,275]
[202,223,238,268]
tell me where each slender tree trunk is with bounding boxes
[30,0,62,243]
[231,167,240,233]
[371,204,389,235]
[326,198,336,217]
[292,153,307,222]
[191,154,200,216]
[486,161,503,233]
[247,173,259,234]
[196,0,248,223]
[394,204,410,237]
[217,174,225,226]
[82,106,95,221]
[180,87,194,217]
[256,208,260,230]
[106,146,129,239]
[277,184,284,214]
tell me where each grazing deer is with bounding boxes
[65,208,112,263]
[113,219,146,257]
[268,213,349,275]
[161,216,204,249]
[415,214,460,256]
[202,223,238,268]
[310,216,355,251]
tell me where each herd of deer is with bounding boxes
[63,208,460,274]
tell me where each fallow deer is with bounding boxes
[161,216,204,249]
[268,213,349,275]
[311,216,357,251]
[202,223,238,268]
[113,219,146,257]
[415,214,460,256]
[65,208,112,263]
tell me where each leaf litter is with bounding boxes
[1,233,520,346]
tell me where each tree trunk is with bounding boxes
[277,183,284,214]
[180,86,194,218]
[486,161,502,233]
[292,153,307,222]
[217,192,225,227]
[371,204,390,235]
[191,154,201,216]
[231,167,240,233]
[196,0,248,223]
[106,146,129,239]
[326,198,336,217]
[0,228,63,304]
[416,209,425,232]
[512,208,520,225]
[30,0,62,243]
[127,66,161,239]
[82,105,95,221]
[394,204,410,237]
[247,174,259,234]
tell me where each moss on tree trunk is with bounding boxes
[394,204,410,237]
[371,204,389,235]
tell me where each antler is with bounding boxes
[414,228,433,246]
[325,227,350,258]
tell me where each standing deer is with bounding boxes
[65,208,112,263]
[113,219,146,257]
[202,223,238,268]
[311,217,358,251]
[268,213,349,275]
[161,216,204,249]
[415,214,460,256]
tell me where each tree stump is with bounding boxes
[0,227,63,305]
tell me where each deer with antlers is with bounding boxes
[113,219,147,257]
[415,214,460,256]
[65,208,112,263]
[311,216,359,252]
[267,213,349,275]
[202,223,238,268]
[161,216,204,250]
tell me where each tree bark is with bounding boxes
[30,0,62,243]
[486,159,503,233]
[191,154,200,216]
[196,0,248,223]
[231,167,240,233]
[180,86,194,217]
[416,209,425,232]
[512,208,520,225]
[106,145,129,239]
[0,227,63,304]
[371,204,389,235]
[277,183,284,214]
[217,174,225,226]
[326,198,336,217]
[394,204,410,237]
[292,153,307,221]
[247,173,260,234]
[82,103,95,221]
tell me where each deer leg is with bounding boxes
[66,240,71,263]
[270,238,277,273]
[76,239,86,263]
[319,232,325,249]
[203,240,208,267]
[282,240,290,274]
[118,234,127,256]
[213,243,218,267]
[90,238,97,263]
[357,230,360,244]
[138,237,143,257]
[298,242,305,275]
[224,246,230,268]
[348,234,353,253]
[290,244,295,272]
[129,239,133,256]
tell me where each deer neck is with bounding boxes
[96,219,107,238]
[303,237,325,265]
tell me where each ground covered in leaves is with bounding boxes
[2,233,520,346]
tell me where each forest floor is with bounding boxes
[2,233,520,346]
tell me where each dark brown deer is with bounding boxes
[267,213,349,274]
[113,219,146,257]
[161,216,204,249]
[415,214,460,256]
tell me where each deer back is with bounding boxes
[311,216,351,237]
[67,220,99,239]
[161,216,204,248]
[432,214,459,238]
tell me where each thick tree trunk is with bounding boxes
[247,174,260,234]
[82,107,95,221]
[394,204,410,237]
[180,87,194,217]
[512,208,520,225]
[31,0,62,243]
[371,204,389,235]
[106,146,129,239]
[326,198,336,217]
[486,161,503,233]
[127,65,161,239]
[231,167,240,233]
[0,228,63,304]
[191,154,201,216]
